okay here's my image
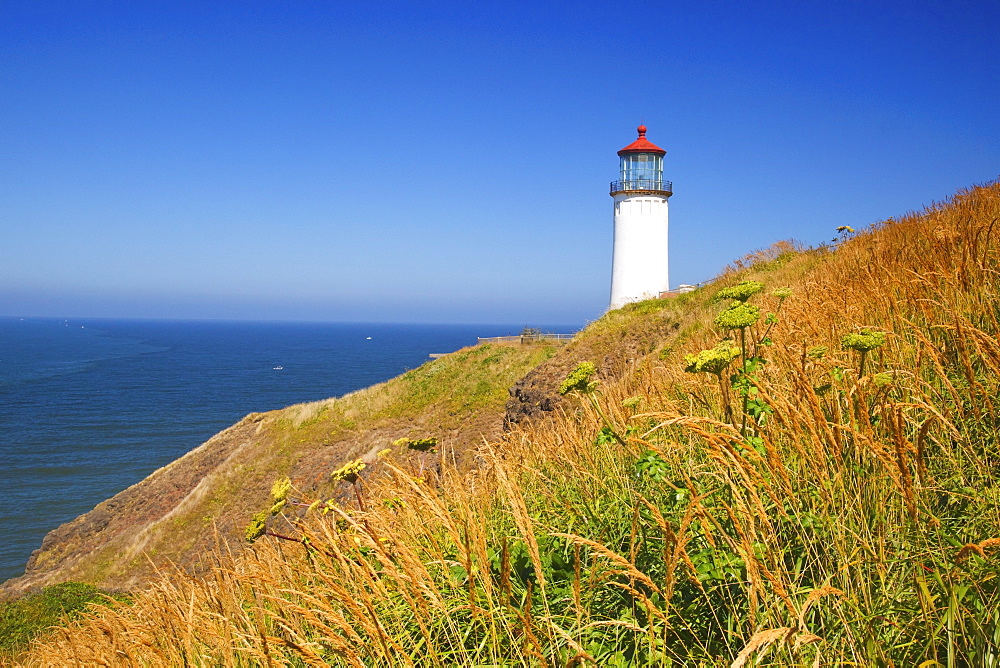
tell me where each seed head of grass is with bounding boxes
[684,341,741,375]
[715,303,761,330]
[714,280,765,303]
[841,329,885,352]
[559,361,598,395]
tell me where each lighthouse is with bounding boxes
[609,125,672,309]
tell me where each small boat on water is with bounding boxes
[366,336,372,340]
[273,366,283,370]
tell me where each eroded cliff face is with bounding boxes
[8,415,271,595]
[2,343,558,599]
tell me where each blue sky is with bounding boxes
[2,1,998,325]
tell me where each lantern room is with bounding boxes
[610,125,672,196]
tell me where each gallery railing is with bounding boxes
[610,179,673,195]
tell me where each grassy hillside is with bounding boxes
[18,182,1000,665]
[3,341,557,599]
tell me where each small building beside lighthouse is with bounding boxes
[609,125,672,309]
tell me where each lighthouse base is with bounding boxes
[609,194,669,309]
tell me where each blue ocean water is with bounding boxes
[0,317,575,583]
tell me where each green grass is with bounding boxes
[381,343,557,423]
[0,582,125,658]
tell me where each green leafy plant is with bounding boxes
[690,280,788,431]
[394,436,439,476]
[559,361,598,395]
[245,475,308,543]
[841,329,885,352]
[714,303,761,331]
[394,436,438,452]
[807,345,827,359]
[622,395,642,410]
[841,329,885,375]
[714,280,764,303]
[246,461,373,545]
[560,362,628,445]
[684,341,741,375]
[330,459,366,484]
[634,451,669,481]
[330,458,368,511]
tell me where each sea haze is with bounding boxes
[0,317,578,583]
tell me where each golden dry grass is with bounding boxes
[18,181,1000,666]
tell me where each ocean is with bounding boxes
[0,317,576,583]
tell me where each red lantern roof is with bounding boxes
[617,124,666,156]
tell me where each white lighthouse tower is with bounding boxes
[609,125,672,309]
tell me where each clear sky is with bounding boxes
[2,1,998,325]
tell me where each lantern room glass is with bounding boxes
[620,153,663,189]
